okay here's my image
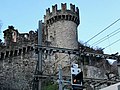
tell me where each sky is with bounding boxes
[0,0,120,55]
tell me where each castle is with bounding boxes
[0,3,117,90]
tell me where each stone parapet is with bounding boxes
[0,46,34,60]
[44,3,80,26]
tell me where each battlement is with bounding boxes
[0,45,34,60]
[44,3,80,26]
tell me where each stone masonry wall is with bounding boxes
[0,48,115,90]
[47,20,78,49]
[84,65,107,79]
[0,51,37,90]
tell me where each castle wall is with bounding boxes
[0,3,116,90]
[0,47,37,90]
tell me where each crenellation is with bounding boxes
[61,3,67,11]
[44,3,80,26]
[70,3,75,12]
[52,4,57,13]
[46,8,50,15]
[76,7,79,14]
[0,46,35,60]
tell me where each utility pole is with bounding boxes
[59,64,63,90]
[38,20,42,90]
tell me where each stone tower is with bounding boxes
[43,3,80,73]
[3,26,18,46]
[44,3,79,49]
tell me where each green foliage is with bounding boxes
[43,83,58,90]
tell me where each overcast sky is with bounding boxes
[0,0,120,54]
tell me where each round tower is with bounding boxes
[44,3,80,73]
[44,3,80,49]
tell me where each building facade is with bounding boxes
[0,3,118,90]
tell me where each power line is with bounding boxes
[91,27,120,46]
[85,18,120,44]
[103,38,120,50]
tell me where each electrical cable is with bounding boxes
[91,28,120,46]
[102,38,120,50]
[85,18,120,44]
